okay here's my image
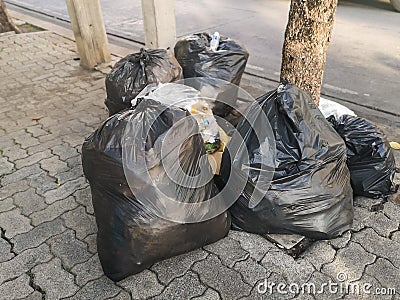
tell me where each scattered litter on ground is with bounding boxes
[390,141,400,150]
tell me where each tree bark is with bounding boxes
[280,0,338,105]
[0,0,20,33]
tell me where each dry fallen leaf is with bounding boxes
[389,141,400,150]
[32,116,44,121]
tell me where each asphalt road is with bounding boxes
[5,0,400,115]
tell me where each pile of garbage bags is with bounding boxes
[219,84,354,239]
[82,32,396,281]
[328,115,396,198]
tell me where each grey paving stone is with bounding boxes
[0,208,32,238]
[0,180,30,200]
[14,150,52,169]
[62,134,85,148]
[292,294,315,300]
[0,157,13,176]
[228,231,276,262]
[302,241,336,271]
[65,155,82,168]
[233,258,268,286]
[23,291,43,300]
[383,201,400,223]
[40,156,69,176]
[14,133,40,149]
[151,249,208,285]
[26,126,49,138]
[51,144,78,160]
[0,273,34,299]
[120,269,164,300]
[26,139,60,156]
[30,196,77,226]
[12,218,66,253]
[362,212,399,238]
[0,134,14,148]
[328,231,352,249]
[353,196,383,210]
[55,165,83,185]
[192,254,252,300]
[61,206,97,239]
[109,290,132,300]
[321,242,376,283]
[64,276,121,300]
[204,237,249,268]
[352,228,400,268]
[43,177,87,204]
[0,198,15,212]
[74,186,94,214]
[31,258,79,300]
[351,206,375,232]
[71,254,104,286]
[365,258,400,291]
[153,271,206,300]
[392,231,400,243]
[27,171,57,196]
[192,288,221,300]
[38,131,65,144]
[0,164,42,186]
[0,243,52,284]
[12,188,47,216]
[0,238,14,262]
[83,233,98,254]
[47,230,92,269]
[2,145,28,161]
[261,249,314,286]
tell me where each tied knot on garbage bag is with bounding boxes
[174,32,249,118]
[218,83,354,240]
[105,48,182,116]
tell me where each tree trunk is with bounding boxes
[0,0,20,33]
[280,0,338,105]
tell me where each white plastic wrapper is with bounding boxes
[132,83,220,146]
[319,97,357,119]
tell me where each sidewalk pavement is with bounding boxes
[0,31,399,300]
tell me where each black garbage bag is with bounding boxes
[174,33,249,117]
[105,48,182,116]
[82,98,230,281]
[328,115,396,198]
[219,83,354,239]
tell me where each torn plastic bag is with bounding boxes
[328,115,396,198]
[219,83,354,239]
[105,48,182,116]
[82,98,230,281]
[318,97,356,119]
[174,33,249,117]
